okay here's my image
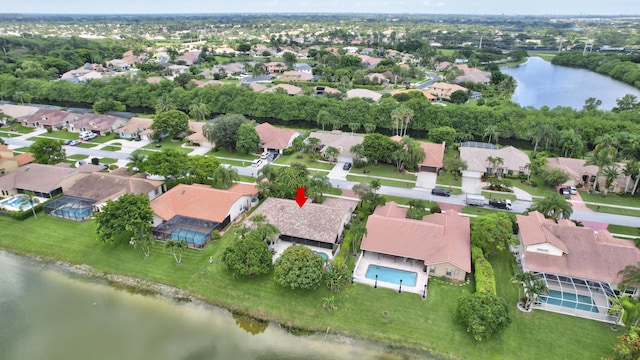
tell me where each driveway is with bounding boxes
[415,171,437,189]
[328,162,351,180]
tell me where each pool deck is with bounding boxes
[270,238,334,263]
[0,195,44,212]
[533,285,618,324]
[353,252,428,296]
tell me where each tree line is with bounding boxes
[552,52,640,90]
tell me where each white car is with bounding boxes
[251,159,262,167]
[260,151,269,159]
[569,186,577,195]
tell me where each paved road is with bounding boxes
[416,72,442,90]
[5,134,640,228]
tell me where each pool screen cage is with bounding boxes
[43,195,96,221]
[153,215,220,249]
[531,271,621,324]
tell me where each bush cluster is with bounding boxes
[471,246,497,295]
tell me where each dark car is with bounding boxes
[559,187,570,197]
[64,139,72,145]
[431,188,451,197]
[343,162,352,170]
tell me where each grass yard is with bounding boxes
[437,171,462,187]
[143,140,193,154]
[13,147,32,153]
[43,130,81,140]
[347,175,415,188]
[509,176,557,198]
[217,159,246,167]
[67,154,88,160]
[482,191,517,201]
[579,191,640,208]
[237,175,256,183]
[381,195,437,209]
[585,204,640,217]
[100,158,118,164]
[0,215,617,359]
[350,163,417,181]
[273,154,335,170]
[0,124,34,134]
[131,149,158,157]
[461,206,522,216]
[210,148,260,161]
[77,142,98,148]
[102,142,122,151]
[607,224,640,237]
[90,133,118,144]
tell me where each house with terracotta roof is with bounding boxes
[546,157,632,193]
[0,145,35,175]
[177,50,201,66]
[265,62,286,74]
[116,117,154,140]
[22,109,75,130]
[0,163,101,198]
[418,142,445,173]
[515,212,640,323]
[459,145,530,193]
[186,121,210,147]
[429,83,468,101]
[248,197,357,259]
[255,122,300,154]
[309,131,364,163]
[454,65,491,85]
[67,113,128,135]
[150,183,258,248]
[353,202,471,294]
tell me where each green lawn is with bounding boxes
[42,130,81,140]
[482,191,517,201]
[579,191,640,208]
[131,149,158,157]
[437,170,462,187]
[382,195,437,208]
[102,142,122,151]
[350,163,417,181]
[273,154,335,170]
[347,175,414,188]
[462,206,522,216]
[77,142,98,148]
[585,204,640,217]
[143,140,193,154]
[608,224,640,237]
[1,125,35,134]
[509,176,557,198]
[218,159,246,167]
[100,158,118,164]
[0,215,617,359]
[90,133,118,144]
[67,154,88,160]
[237,175,256,183]
[210,148,260,161]
[13,147,32,153]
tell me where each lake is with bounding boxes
[501,56,640,110]
[0,251,427,360]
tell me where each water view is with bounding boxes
[0,251,422,360]
[501,56,640,110]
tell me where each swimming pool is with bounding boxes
[313,251,329,262]
[169,228,209,246]
[0,195,32,210]
[365,265,417,287]
[539,290,599,313]
[53,206,92,220]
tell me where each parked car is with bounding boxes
[79,131,96,141]
[431,188,451,197]
[569,186,577,195]
[251,159,262,167]
[68,140,81,146]
[343,162,352,170]
[488,199,513,210]
[260,151,269,159]
[559,187,570,197]
[63,139,72,145]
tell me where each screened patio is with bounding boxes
[530,271,621,324]
[153,215,222,249]
[43,195,95,221]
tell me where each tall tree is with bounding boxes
[30,138,65,165]
[484,125,500,145]
[141,149,189,179]
[514,272,548,311]
[316,110,331,131]
[151,109,189,139]
[585,151,614,190]
[362,133,399,165]
[274,245,324,290]
[187,155,220,184]
[444,157,468,181]
[235,122,261,155]
[164,239,187,264]
[324,146,340,162]
[527,195,573,221]
[307,174,332,202]
[126,153,146,172]
[390,105,414,137]
[222,236,273,277]
[202,114,248,151]
[212,166,239,189]
[618,262,640,289]
[471,213,515,253]
[189,102,211,122]
[24,190,39,220]
[257,164,278,183]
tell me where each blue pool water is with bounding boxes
[313,251,329,262]
[0,195,30,208]
[54,206,92,220]
[365,265,417,287]
[539,289,599,313]
[169,229,209,246]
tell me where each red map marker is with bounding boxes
[294,187,308,208]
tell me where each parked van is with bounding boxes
[79,131,96,140]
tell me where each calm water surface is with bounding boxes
[0,252,427,360]
[501,56,640,110]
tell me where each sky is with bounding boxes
[2,0,638,16]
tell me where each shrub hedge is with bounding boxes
[471,245,497,295]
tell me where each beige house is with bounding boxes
[460,145,530,194]
[309,131,364,163]
[0,104,40,125]
[516,212,640,323]
[0,145,35,175]
[354,202,471,295]
[279,71,313,82]
[429,83,468,101]
[546,157,632,193]
[67,113,128,135]
[0,163,102,198]
[116,117,154,140]
[23,109,75,130]
[346,89,382,102]
[262,84,303,96]
[255,122,300,154]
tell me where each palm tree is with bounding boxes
[558,128,583,158]
[213,166,239,189]
[363,123,376,134]
[486,156,504,177]
[348,122,360,135]
[618,262,640,289]
[528,122,556,152]
[306,137,321,153]
[594,134,620,160]
[256,180,271,199]
[165,239,187,264]
[189,102,211,122]
[24,190,38,220]
[407,199,427,219]
[527,195,573,222]
[349,217,367,255]
[257,164,278,183]
[483,125,500,145]
[455,131,474,143]
[601,165,621,195]
[390,106,414,137]
[515,272,548,311]
[316,110,331,131]
[324,146,340,163]
[155,95,175,113]
[127,153,146,172]
[308,174,332,202]
[622,161,639,193]
[585,151,614,190]
[369,179,381,195]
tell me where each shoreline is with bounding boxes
[0,249,445,360]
